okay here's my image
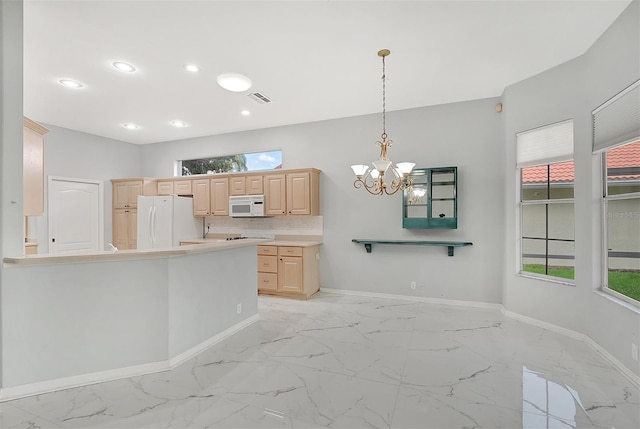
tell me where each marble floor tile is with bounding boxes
[2,292,638,429]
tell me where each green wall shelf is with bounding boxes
[352,239,473,256]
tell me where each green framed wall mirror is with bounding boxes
[402,166,458,229]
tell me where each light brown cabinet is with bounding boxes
[257,244,320,299]
[247,175,264,195]
[210,177,229,216]
[23,117,49,216]
[257,245,278,292]
[111,178,155,249]
[192,179,210,216]
[230,175,264,196]
[229,176,246,196]
[174,179,193,195]
[113,208,137,250]
[157,180,174,196]
[264,174,287,215]
[158,179,193,196]
[264,169,320,216]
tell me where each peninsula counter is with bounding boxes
[1,240,264,401]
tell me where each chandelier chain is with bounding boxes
[381,54,386,140]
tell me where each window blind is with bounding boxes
[592,80,640,153]
[516,119,574,168]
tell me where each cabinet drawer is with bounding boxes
[157,181,174,195]
[258,255,278,273]
[258,245,277,256]
[174,180,192,195]
[278,246,303,257]
[258,272,278,291]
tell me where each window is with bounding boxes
[594,80,640,305]
[180,150,282,175]
[517,120,575,282]
[603,141,640,303]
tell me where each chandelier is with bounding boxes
[351,49,415,195]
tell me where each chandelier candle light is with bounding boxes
[351,49,415,195]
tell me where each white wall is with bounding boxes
[502,1,640,377]
[37,124,142,252]
[142,97,505,304]
[0,0,25,389]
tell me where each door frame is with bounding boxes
[48,176,104,253]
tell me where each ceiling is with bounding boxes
[23,0,632,145]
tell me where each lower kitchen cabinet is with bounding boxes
[257,244,320,299]
[113,208,137,250]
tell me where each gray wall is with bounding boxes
[0,0,25,389]
[36,124,142,252]
[502,1,640,377]
[142,97,505,304]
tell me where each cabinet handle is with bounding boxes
[282,211,285,214]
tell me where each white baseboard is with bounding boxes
[168,314,260,368]
[320,287,503,310]
[321,287,639,388]
[504,310,640,388]
[0,314,261,403]
[0,360,169,403]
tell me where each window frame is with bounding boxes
[601,148,640,307]
[176,150,283,176]
[518,162,576,285]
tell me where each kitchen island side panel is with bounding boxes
[167,245,258,358]
[1,258,169,388]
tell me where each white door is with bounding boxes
[48,177,103,254]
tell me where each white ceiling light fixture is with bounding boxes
[351,49,415,196]
[59,79,83,89]
[122,123,140,130]
[170,120,188,127]
[241,110,251,116]
[112,61,136,73]
[217,73,252,92]
[184,64,199,72]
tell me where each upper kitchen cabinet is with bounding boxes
[264,174,286,215]
[23,117,49,216]
[229,176,246,196]
[264,169,320,216]
[247,175,264,195]
[192,178,211,216]
[113,178,155,209]
[210,177,229,216]
[157,178,193,196]
[230,174,264,196]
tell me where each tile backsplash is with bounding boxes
[204,216,323,239]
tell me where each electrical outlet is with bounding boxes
[632,343,638,361]
[316,252,320,260]
[410,281,417,290]
[236,303,242,315]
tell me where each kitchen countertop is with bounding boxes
[3,238,270,266]
[183,235,323,247]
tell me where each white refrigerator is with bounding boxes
[137,195,202,250]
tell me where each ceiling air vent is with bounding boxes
[247,92,272,104]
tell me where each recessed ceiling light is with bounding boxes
[217,73,252,92]
[241,110,251,116]
[184,64,199,72]
[113,61,136,73]
[122,123,140,130]
[59,79,83,88]
[170,120,188,128]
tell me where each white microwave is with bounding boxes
[229,195,265,217]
